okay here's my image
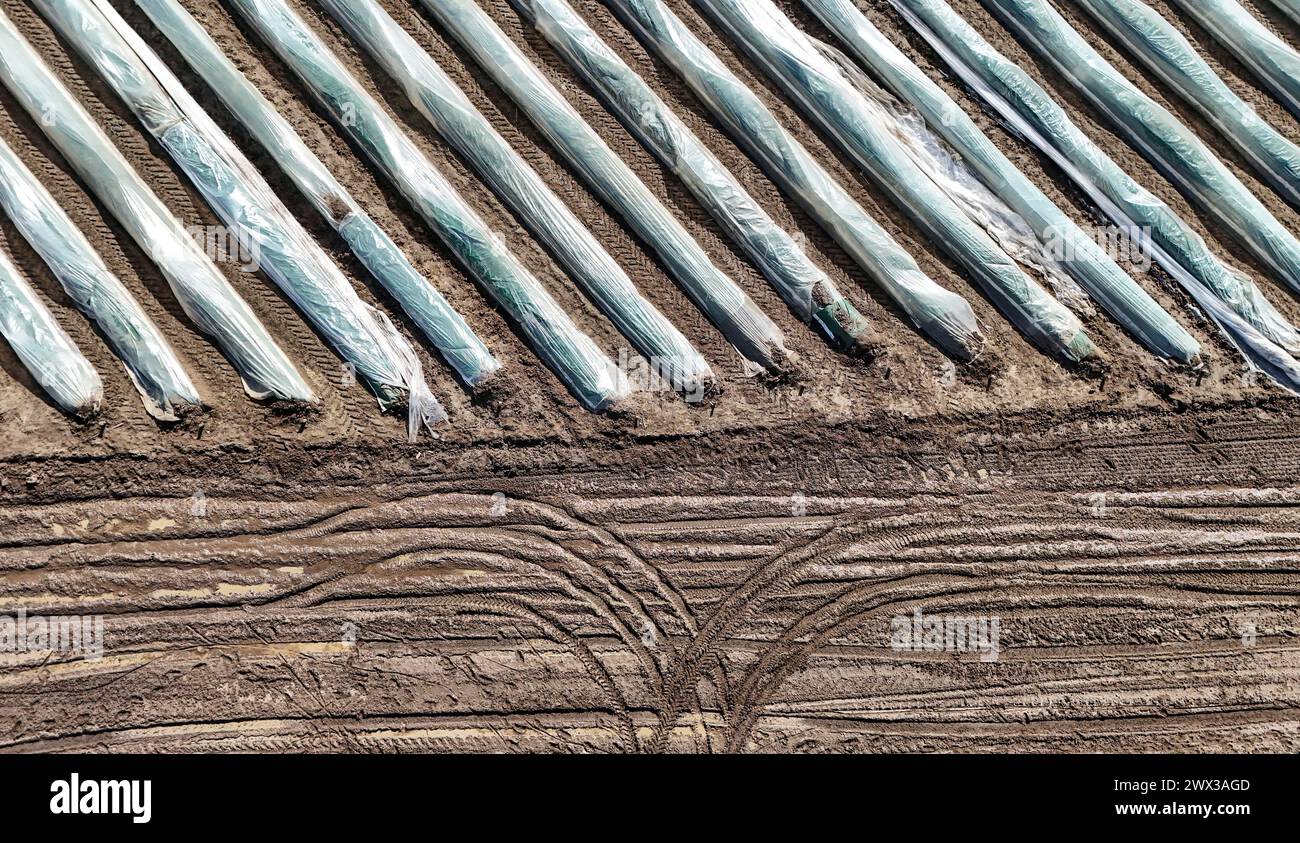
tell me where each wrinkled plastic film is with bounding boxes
[0,7,313,404]
[134,0,500,392]
[1166,0,1300,123]
[332,218,499,389]
[420,0,794,374]
[1074,0,1300,211]
[0,246,103,416]
[695,0,1095,364]
[0,133,199,419]
[800,0,1198,364]
[818,34,1093,317]
[891,0,1300,388]
[317,0,708,394]
[604,0,982,360]
[41,0,447,437]
[984,0,1300,304]
[510,0,872,352]
[226,0,628,411]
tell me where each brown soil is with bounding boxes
[0,0,1297,753]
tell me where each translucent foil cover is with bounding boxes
[316,0,708,394]
[1073,0,1300,214]
[983,0,1300,338]
[510,0,872,352]
[800,0,1198,364]
[40,0,446,436]
[226,0,628,411]
[421,0,795,374]
[136,0,500,391]
[1168,0,1300,124]
[694,0,1095,364]
[606,0,984,361]
[893,0,1300,391]
[0,5,313,405]
[0,132,199,419]
[0,245,103,417]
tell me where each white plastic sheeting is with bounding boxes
[0,133,199,419]
[420,0,796,375]
[798,0,1199,364]
[1074,0,1300,210]
[0,246,103,416]
[604,0,984,361]
[134,0,500,393]
[0,5,313,405]
[893,0,1300,391]
[37,0,446,437]
[695,0,1096,364]
[1167,0,1300,123]
[225,0,628,411]
[509,0,872,353]
[316,0,710,395]
[984,0,1300,306]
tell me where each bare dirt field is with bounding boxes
[0,0,1297,752]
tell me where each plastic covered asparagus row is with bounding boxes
[37,0,446,437]
[891,0,1300,389]
[1074,0,1300,210]
[133,0,500,392]
[0,246,104,417]
[0,133,200,419]
[798,0,1198,364]
[695,0,1096,365]
[1167,0,1300,124]
[0,6,313,406]
[983,0,1300,302]
[604,0,983,361]
[0,245,103,417]
[315,0,710,395]
[419,0,796,375]
[225,0,627,411]
[507,0,872,353]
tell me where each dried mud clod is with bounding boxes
[71,398,103,423]
[1069,351,1112,385]
[756,341,809,387]
[823,303,889,364]
[168,399,207,424]
[958,348,1004,387]
[840,331,889,367]
[322,192,352,225]
[917,313,988,366]
[1148,377,1190,409]
[468,368,520,416]
[143,399,211,434]
[263,397,321,427]
[813,295,883,362]
[680,370,723,408]
[1142,354,1211,404]
[602,388,670,426]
